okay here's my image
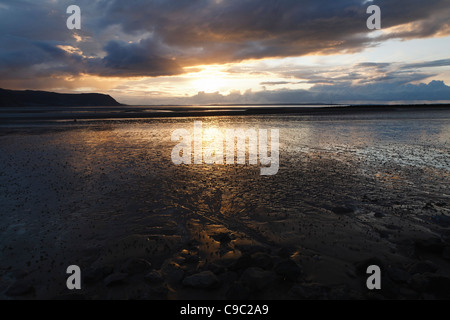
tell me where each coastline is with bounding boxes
[0,104,449,124]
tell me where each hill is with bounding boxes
[0,88,123,107]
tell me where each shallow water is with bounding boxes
[0,109,449,299]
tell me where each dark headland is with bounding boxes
[0,88,449,123]
[0,88,123,107]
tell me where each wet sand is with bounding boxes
[0,107,449,300]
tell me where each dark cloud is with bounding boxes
[91,38,182,77]
[401,59,450,69]
[0,0,449,82]
[183,80,450,105]
[260,81,294,86]
[93,0,450,65]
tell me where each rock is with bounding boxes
[121,258,152,275]
[408,261,438,275]
[5,281,34,296]
[183,271,219,289]
[226,282,250,300]
[219,271,238,284]
[236,245,270,255]
[186,239,201,249]
[423,202,434,210]
[144,270,164,284]
[374,212,384,218]
[184,254,200,264]
[250,252,273,270]
[231,254,254,271]
[207,263,227,275]
[103,273,127,286]
[161,262,185,285]
[274,260,303,281]
[240,267,274,291]
[276,247,295,259]
[172,256,186,265]
[84,266,114,284]
[212,233,233,244]
[231,252,275,272]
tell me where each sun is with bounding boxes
[187,65,231,93]
[192,76,228,93]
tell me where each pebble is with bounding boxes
[162,262,185,285]
[250,252,274,270]
[240,267,274,291]
[182,271,219,289]
[276,247,295,259]
[121,258,152,275]
[274,260,303,281]
[144,271,164,284]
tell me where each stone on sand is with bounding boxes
[161,261,185,285]
[250,252,274,270]
[274,260,303,281]
[182,271,219,289]
[121,258,152,275]
[240,267,274,291]
[144,270,164,284]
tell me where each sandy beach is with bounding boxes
[0,106,449,300]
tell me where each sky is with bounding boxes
[0,0,449,105]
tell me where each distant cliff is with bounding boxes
[0,88,123,107]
